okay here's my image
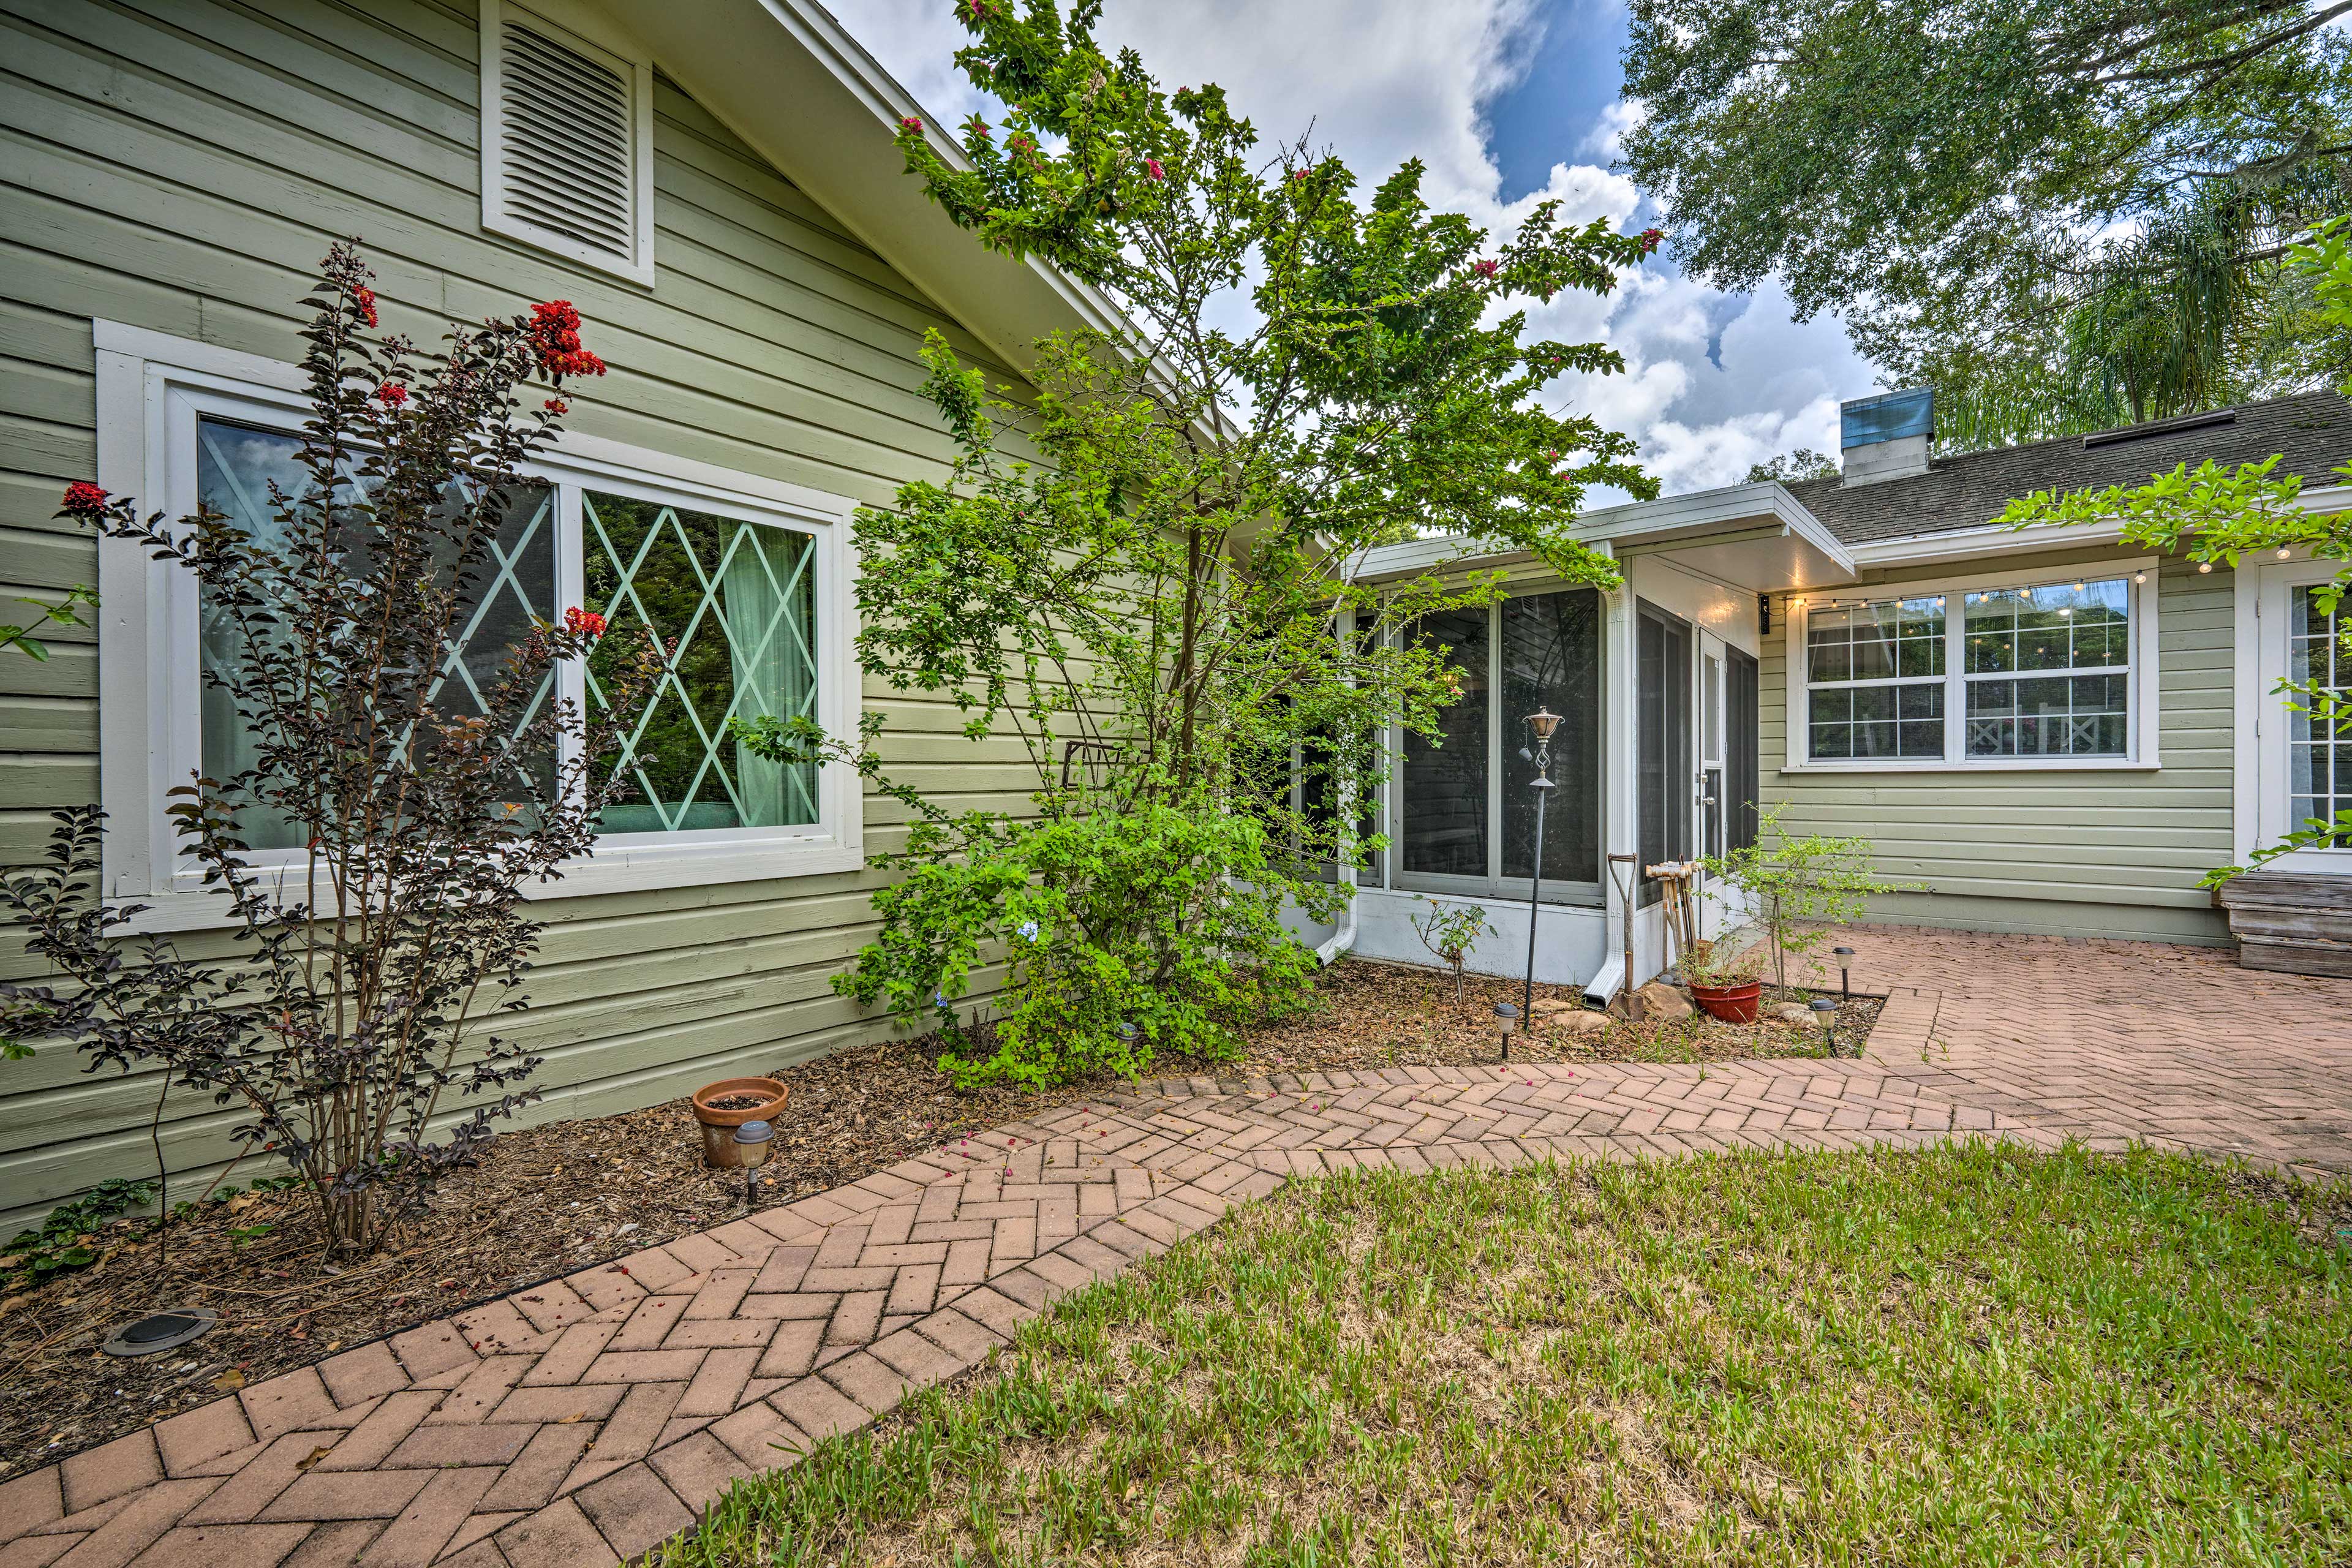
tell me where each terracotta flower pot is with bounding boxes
[691,1077,789,1169]
[1688,979,1763,1024]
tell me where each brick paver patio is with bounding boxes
[2,928,2345,1566]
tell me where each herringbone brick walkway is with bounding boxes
[2,929,2345,1566]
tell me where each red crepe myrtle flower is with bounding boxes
[1638,227,1664,254]
[352,285,379,328]
[564,606,607,638]
[375,381,409,406]
[543,397,569,416]
[60,481,109,517]
[963,113,992,141]
[1471,258,1499,279]
[1145,157,1165,181]
[526,301,608,380]
[899,115,924,134]
[1290,168,1309,183]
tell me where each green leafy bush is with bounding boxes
[844,799,1324,1090]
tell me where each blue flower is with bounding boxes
[1017,919,1039,941]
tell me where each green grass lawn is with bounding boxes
[654,1146,2351,1566]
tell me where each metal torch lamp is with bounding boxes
[1832,946,1855,1000]
[1513,708,1562,1059]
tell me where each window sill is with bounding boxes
[1777,758,2160,775]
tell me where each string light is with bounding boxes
[2277,546,2292,559]
[2133,570,2147,584]
[2198,562,2213,574]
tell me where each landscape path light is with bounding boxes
[734,1118,777,1208]
[1809,997,1840,1057]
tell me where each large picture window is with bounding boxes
[92,323,861,927]
[1793,565,2153,769]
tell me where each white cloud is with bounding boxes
[826,0,1876,502]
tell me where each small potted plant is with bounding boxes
[1681,946,1766,1024]
[691,1077,790,1169]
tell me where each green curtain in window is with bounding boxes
[721,523,818,827]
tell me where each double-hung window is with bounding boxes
[94,323,861,928]
[1791,562,2157,769]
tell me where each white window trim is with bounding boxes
[480,0,658,288]
[94,320,862,932]
[2235,551,2352,874]
[1781,556,2161,773]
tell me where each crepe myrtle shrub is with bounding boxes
[734,1,1661,1084]
[0,244,656,1256]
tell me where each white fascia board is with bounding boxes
[1344,480,1853,584]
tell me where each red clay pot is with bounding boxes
[1688,979,1763,1024]
[692,1076,789,1169]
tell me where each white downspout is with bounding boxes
[1313,872,1359,965]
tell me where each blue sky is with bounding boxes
[1485,0,1629,203]
[833,0,1877,498]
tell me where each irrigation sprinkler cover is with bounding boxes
[102,1306,218,1357]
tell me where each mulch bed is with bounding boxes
[0,957,1879,1474]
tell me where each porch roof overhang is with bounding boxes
[1345,480,1858,592]
[606,0,1126,379]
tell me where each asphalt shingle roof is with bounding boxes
[1782,390,2352,546]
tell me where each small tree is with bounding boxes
[736,0,1662,1087]
[1411,899,1494,1003]
[1702,805,1918,988]
[0,245,654,1256]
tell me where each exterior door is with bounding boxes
[2251,560,2352,875]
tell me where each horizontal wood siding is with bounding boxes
[1760,545,2236,945]
[0,0,1037,1228]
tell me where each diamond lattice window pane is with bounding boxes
[583,491,819,832]
[195,416,556,846]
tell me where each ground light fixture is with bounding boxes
[1833,946,1855,1000]
[102,1307,217,1357]
[1494,1001,1521,1053]
[1809,997,1840,1057]
[1514,707,1562,1060]
[734,1118,777,1207]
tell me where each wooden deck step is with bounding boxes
[2215,871,2352,978]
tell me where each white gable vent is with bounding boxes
[481,0,655,285]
